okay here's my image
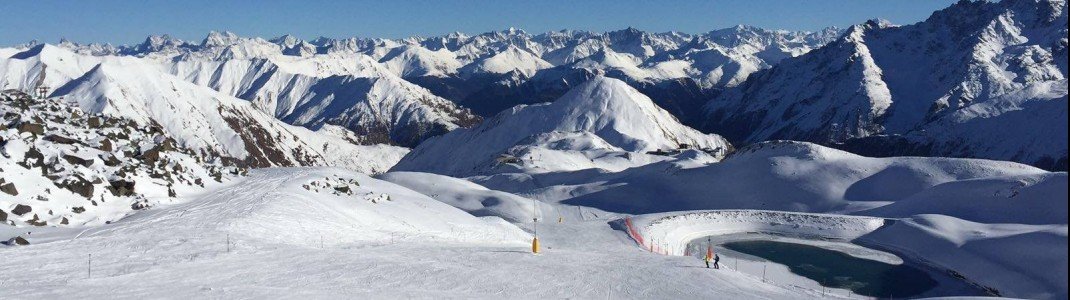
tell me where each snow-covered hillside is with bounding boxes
[378,45,463,78]
[2,166,530,249]
[378,171,556,223]
[705,0,1068,170]
[1,90,242,228]
[191,168,531,246]
[459,45,553,78]
[861,172,1067,224]
[470,141,1050,214]
[0,45,408,170]
[391,76,731,177]
[860,214,1067,299]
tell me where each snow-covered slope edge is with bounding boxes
[626,210,887,256]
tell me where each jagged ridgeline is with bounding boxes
[703,0,1067,170]
[6,25,840,149]
[0,90,245,228]
[2,0,1065,172]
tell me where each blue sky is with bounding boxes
[1,0,958,46]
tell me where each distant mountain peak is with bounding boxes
[202,30,242,47]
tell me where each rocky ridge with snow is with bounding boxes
[704,0,1068,170]
[1,45,409,171]
[0,90,243,231]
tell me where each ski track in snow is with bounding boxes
[1,170,829,299]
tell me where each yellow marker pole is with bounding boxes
[531,198,540,254]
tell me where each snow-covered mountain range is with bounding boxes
[10,24,840,128]
[0,0,1064,173]
[6,1,1064,171]
[0,45,408,170]
[704,0,1068,170]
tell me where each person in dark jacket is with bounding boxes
[713,254,721,269]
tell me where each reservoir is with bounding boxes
[685,234,987,298]
[722,240,936,298]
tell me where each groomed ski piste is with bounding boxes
[3,168,1064,299]
[2,168,844,299]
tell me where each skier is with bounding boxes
[713,254,721,269]
[704,237,714,269]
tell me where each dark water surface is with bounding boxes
[723,240,938,298]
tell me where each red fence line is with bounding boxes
[624,217,645,248]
